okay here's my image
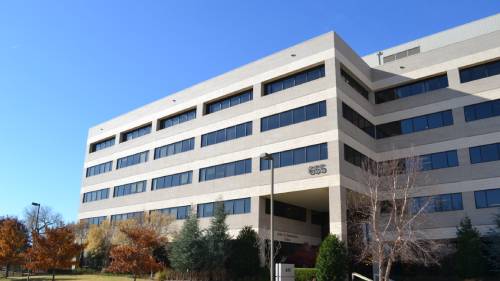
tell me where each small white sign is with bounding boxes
[275,263,295,281]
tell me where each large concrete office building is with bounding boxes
[79,14,500,264]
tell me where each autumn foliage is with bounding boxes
[106,226,165,281]
[26,226,83,281]
[0,218,28,277]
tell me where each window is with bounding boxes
[81,216,107,225]
[376,110,453,139]
[261,101,326,132]
[86,161,112,177]
[342,103,375,137]
[113,181,146,197]
[121,124,152,142]
[206,90,253,114]
[155,206,191,220]
[344,144,375,168]
[90,137,115,153]
[475,188,500,208]
[469,143,500,164]
[340,68,369,99]
[265,199,306,222]
[199,159,251,182]
[152,171,193,190]
[460,59,500,83]
[464,99,500,122]
[154,138,194,159]
[83,188,109,203]
[412,193,463,213]
[116,151,149,169]
[264,65,325,95]
[110,212,144,223]
[260,143,328,170]
[197,198,251,218]
[197,202,214,218]
[158,109,196,130]
[375,74,448,104]
[201,122,252,147]
[311,211,327,225]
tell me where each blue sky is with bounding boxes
[0,1,498,222]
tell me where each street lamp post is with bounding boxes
[260,153,275,281]
[28,202,41,281]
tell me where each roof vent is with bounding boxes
[383,46,420,64]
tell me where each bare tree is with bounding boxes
[349,156,443,281]
[23,205,64,234]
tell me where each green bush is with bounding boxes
[315,234,347,281]
[295,268,317,281]
[456,216,487,278]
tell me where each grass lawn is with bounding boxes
[0,275,151,281]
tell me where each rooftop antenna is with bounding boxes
[377,51,383,65]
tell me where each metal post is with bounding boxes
[28,202,40,281]
[270,158,275,281]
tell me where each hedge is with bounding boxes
[295,268,317,281]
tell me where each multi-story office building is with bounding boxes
[79,14,500,264]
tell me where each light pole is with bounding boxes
[260,153,275,281]
[28,202,40,281]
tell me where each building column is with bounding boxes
[329,185,347,242]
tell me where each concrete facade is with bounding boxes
[79,14,500,253]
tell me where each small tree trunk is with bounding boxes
[52,269,55,281]
[133,273,137,281]
[5,264,9,278]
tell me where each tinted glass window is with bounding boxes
[460,59,500,83]
[376,110,453,139]
[117,151,149,169]
[340,68,369,99]
[158,109,196,130]
[152,171,192,190]
[206,90,253,114]
[199,159,252,182]
[475,188,500,208]
[201,122,252,147]
[154,138,194,160]
[261,143,328,171]
[264,65,325,95]
[261,101,326,132]
[375,74,448,103]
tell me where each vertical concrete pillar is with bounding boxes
[329,185,347,241]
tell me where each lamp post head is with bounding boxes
[31,202,40,207]
[260,153,273,160]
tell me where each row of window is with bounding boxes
[121,124,152,143]
[197,198,251,217]
[264,65,325,95]
[375,74,449,104]
[201,122,252,147]
[469,142,500,164]
[376,110,453,139]
[460,59,500,83]
[475,188,500,209]
[464,98,500,122]
[116,151,149,169]
[342,103,375,137]
[340,68,369,99]
[154,138,195,160]
[206,90,253,114]
[86,161,113,177]
[82,188,109,203]
[412,193,463,214]
[152,171,193,190]
[158,109,197,130]
[155,206,191,220]
[260,143,328,170]
[261,101,327,132]
[199,159,252,182]
[90,138,115,153]
[82,216,107,225]
[110,211,144,223]
[113,180,147,197]
[265,199,306,222]
[90,64,327,154]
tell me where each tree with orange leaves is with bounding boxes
[106,225,165,281]
[26,226,83,281]
[0,217,29,277]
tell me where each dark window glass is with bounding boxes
[201,122,252,147]
[412,193,463,213]
[469,143,500,164]
[265,199,306,222]
[340,68,369,99]
[342,103,375,137]
[154,138,194,160]
[111,212,143,223]
[86,161,113,177]
[83,188,110,203]
[460,59,500,83]
[199,159,252,182]
[264,65,325,95]
[121,124,151,142]
[117,151,149,169]
[261,101,326,132]
[90,137,115,153]
[158,109,196,130]
[261,143,328,171]
[81,216,107,225]
[376,110,453,139]
[113,181,146,198]
[152,171,192,190]
[375,74,448,104]
[464,98,500,122]
[475,188,500,208]
[206,90,253,114]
